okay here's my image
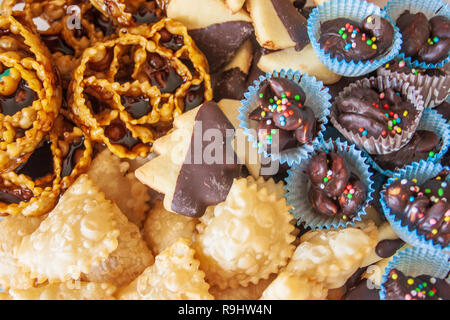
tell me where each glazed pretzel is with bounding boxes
[0,114,92,216]
[69,18,212,159]
[0,15,62,172]
[1,0,116,84]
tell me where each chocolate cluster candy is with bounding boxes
[397,11,450,64]
[319,15,394,63]
[334,84,418,139]
[249,77,318,152]
[307,152,367,221]
[381,59,447,77]
[383,268,450,300]
[372,130,441,171]
[383,171,450,248]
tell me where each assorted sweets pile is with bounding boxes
[0,0,448,301]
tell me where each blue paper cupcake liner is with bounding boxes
[380,160,450,254]
[238,69,331,166]
[368,108,450,176]
[307,0,403,77]
[379,247,450,300]
[385,0,450,69]
[285,138,374,229]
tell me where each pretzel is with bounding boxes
[68,18,212,159]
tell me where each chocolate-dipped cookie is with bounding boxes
[135,101,241,218]
[396,11,450,64]
[307,152,367,221]
[247,0,309,51]
[167,0,254,73]
[334,82,419,140]
[372,130,441,171]
[383,171,450,248]
[383,268,450,300]
[319,15,394,63]
[248,77,318,152]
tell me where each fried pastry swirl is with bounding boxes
[2,0,117,84]
[0,114,92,216]
[0,15,62,172]
[69,18,211,159]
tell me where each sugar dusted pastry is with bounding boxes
[260,272,328,300]
[8,281,117,300]
[87,148,150,227]
[193,177,296,289]
[285,221,378,289]
[143,199,198,255]
[116,238,213,300]
[81,215,154,287]
[16,175,122,283]
[135,101,241,218]
[209,274,277,300]
[0,214,44,290]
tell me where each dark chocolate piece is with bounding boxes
[270,0,309,51]
[189,21,254,73]
[133,1,163,24]
[375,239,405,258]
[319,15,394,63]
[211,67,247,102]
[121,95,152,119]
[61,137,85,178]
[343,279,380,300]
[171,101,241,217]
[372,130,440,171]
[0,79,37,117]
[384,268,450,300]
[383,171,450,247]
[15,141,53,180]
[144,53,183,93]
[397,11,450,64]
[104,121,142,150]
[184,83,205,112]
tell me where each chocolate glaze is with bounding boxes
[41,35,75,56]
[270,0,309,51]
[397,11,450,64]
[159,28,184,51]
[189,21,254,73]
[373,130,440,171]
[121,95,152,119]
[61,137,85,178]
[133,1,163,24]
[104,121,142,150]
[0,80,37,117]
[211,67,247,102]
[171,101,241,217]
[319,15,394,63]
[184,83,205,112]
[375,239,405,258]
[380,58,447,77]
[15,140,53,180]
[384,171,450,247]
[85,6,115,36]
[0,180,33,204]
[384,268,450,300]
[144,53,183,93]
